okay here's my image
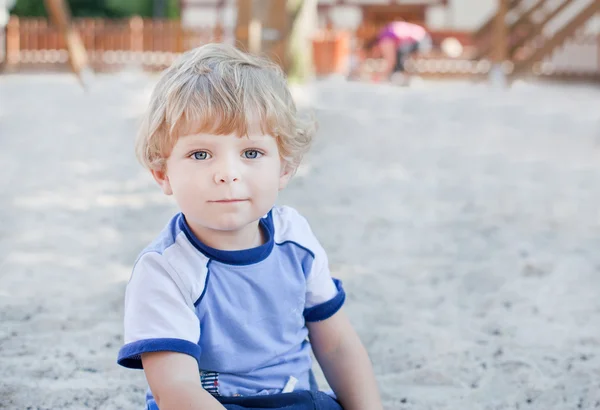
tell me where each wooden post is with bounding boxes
[473,0,521,42]
[44,0,92,88]
[247,19,261,54]
[6,16,20,67]
[176,20,184,53]
[263,0,288,64]
[490,0,509,87]
[130,16,144,53]
[235,0,252,51]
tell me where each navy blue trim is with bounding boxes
[169,213,179,242]
[217,391,342,408]
[194,260,212,307]
[303,279,346,322]
[117,338,201,369]
[178,211,275,266]
[275,240,315,258]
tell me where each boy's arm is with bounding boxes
[308,308,383,410]
[142,352,226,410]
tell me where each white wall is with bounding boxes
[182,0,237,28]
[431,0,496,30]
[543,0,599,34]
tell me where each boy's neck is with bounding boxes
[188,220,265,251]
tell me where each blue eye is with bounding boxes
[192,151,210,160]
[243,150,262,159]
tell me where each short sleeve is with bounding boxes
[117,252,201,369]
[302,234,346,323]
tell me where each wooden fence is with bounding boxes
[3,17,224,72]
[2,16,599,82]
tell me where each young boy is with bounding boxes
[117,43,383,410]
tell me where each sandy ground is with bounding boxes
[1,72,600,410]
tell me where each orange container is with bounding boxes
[312,30,351,76]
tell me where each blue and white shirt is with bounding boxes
[117,206,345,402]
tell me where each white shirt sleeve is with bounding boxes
[118,251,202,369]
[304,237,339,308]
[281,208,345,322]
[303,237,346,322]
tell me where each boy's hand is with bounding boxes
[308,308,384,410]
[142,351,226,410]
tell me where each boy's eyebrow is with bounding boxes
[174,134,275,150]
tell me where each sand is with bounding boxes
[1,72,600,410]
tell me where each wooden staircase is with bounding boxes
[512,0,600,76]
[472,0,540,60]
[473,0,600,79]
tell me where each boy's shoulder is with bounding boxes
[271,205,324,258]
[272,205,312,239]
[138,213,182,257]
[129,213,209,307]
[136,213,205,261]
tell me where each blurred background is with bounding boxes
[1,1,600,410]
[1,0,599,82]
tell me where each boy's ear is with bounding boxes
[151,168,173,195]
[279,163,295,191]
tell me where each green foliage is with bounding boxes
[165,0,180,19]
[105,0,152,17]
[10,0,47,17]
[10,0,179,18]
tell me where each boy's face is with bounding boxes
[152,129,292,239]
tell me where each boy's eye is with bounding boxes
[243,150,262,159]
[192,151,211,160]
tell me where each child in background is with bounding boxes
[364,20,432,84]
[117,43,383,410]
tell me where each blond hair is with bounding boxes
[135,43,314,171]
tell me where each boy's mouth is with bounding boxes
[210,199,248,203]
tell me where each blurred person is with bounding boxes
[363,20,432,84]
[117,43,383,410]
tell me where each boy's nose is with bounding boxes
[213,162,240,184]
[214,173,239,184]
